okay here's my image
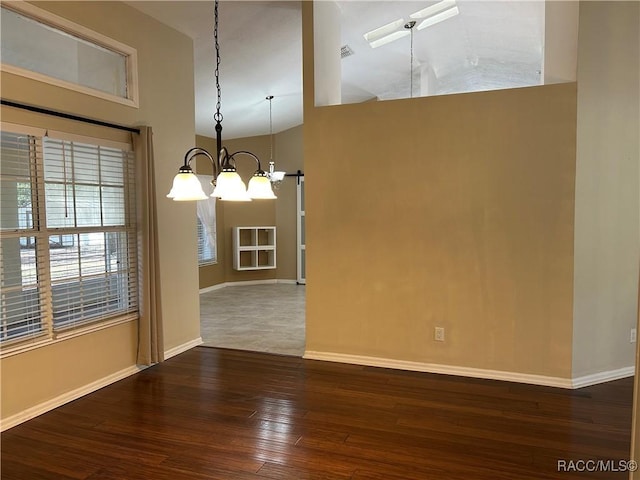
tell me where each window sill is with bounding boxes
[0,314,138,359]
[198,261,218,267]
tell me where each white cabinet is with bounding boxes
[232,226,276,270]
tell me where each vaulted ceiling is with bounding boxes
[128,1,545,140]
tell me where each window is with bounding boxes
[197,218,216,265]
[0,126,138,350]
[196,175,217,266]
[0,3,138,107]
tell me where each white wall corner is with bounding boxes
[571,366,635,389]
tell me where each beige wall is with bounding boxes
[196,126,303,288]
[301,0,576,379]
[304,82,577,378]
[572,1,640,378]
[1,1,199,421]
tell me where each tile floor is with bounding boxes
[199,283,306,356]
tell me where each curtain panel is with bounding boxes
[134,126,164,365]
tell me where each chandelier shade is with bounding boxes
[166,166,208,201]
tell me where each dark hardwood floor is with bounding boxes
[1,347,634,479]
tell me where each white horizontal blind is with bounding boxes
[197,218,214,265]
[0,131,48,343]
[196,175,216,266]
[0,128,137,347]
[43,137,138,332]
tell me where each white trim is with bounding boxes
[571,366,635,389]
[1,2,139,107]
[296,175,306,284]
[164,337,203,360]
[199,283,229,294]
[304,351,636,389]
[46,130,132,151]
[0,122,47,137]
[0,364,146,432]
[303,351,576,388]
[1,64,138,108]
[199,279,299,294]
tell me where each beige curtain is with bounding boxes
[134,126,164,365]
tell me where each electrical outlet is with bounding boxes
[631,328,637,344]
[434,326,445,342]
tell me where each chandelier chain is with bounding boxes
[213,0,223,123]
[268,96,273,162]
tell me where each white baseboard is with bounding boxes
[164,337,203,359]
[304,351,636,389]
[1,364,145,432]
[1,337,204,432]
[305,351,632,389]
[199,279,298,294]
[571,366,635,388]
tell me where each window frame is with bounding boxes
[197,216,217,266]
[0,2,139,108]
[0,122,139,358]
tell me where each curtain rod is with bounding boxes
[0,99,141,134]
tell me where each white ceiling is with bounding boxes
[127,0,544,140]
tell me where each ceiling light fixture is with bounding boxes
[368,30,411,49]
[416,6,460,30]
[363,2,460,49]
[364,18,405,42]
[410,0,457,19]
[364,18,410,48]
[266,95,286,190]
[167,0,278,202]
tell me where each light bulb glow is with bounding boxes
[212,171,251,201]
[247,174,277,199]
[167,172,208,201]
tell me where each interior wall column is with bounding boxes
[542,1,579,84]
[313,1,341,106]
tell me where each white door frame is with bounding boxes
[296,175,306,284]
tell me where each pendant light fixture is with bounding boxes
[405,21,416,98]
[266,95,286,189]
[167,0,278,202]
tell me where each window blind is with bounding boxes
[197,218,215,265]
[196,175,216,266]
[0,131,48,343]
[43,137,138,331]
[0,127,138,348]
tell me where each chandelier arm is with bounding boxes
[184,147,221,178]
[227,150,264,172]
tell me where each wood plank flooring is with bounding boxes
[1,347,633,479]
